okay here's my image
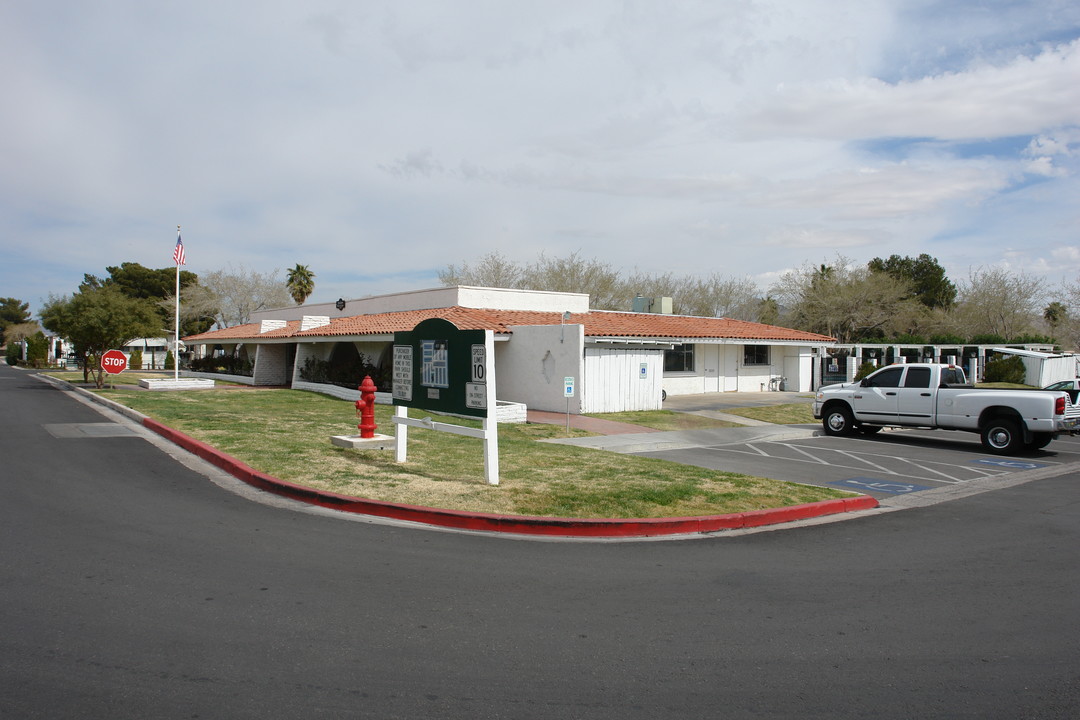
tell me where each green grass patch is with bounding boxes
[722,403,816,425]
[84,385,851,518]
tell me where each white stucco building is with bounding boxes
[184,286,836,414]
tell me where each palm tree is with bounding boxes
[286,264,316,305]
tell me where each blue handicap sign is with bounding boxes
[971,458,1047,470]
[828,477,933,495]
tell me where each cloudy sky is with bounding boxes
[2,0,1079,316]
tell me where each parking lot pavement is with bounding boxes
[637,428,1080,500]
[550,424,1080,502]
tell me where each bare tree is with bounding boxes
[953,266,1046,340]
[524,252,624,309]
[439,251,765,317]
[438,251,524,289]
[1056,274,1080,350]
[198,265,292,327]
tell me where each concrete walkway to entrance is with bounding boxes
[527,390,818,440]
[526,410,660,435]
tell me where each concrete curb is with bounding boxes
[38,374,878,538]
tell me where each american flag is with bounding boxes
[173,231,186,266]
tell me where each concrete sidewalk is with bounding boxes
[526,410,661,435]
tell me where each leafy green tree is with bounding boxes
[0,297,32,345]
[757,296,780,326]
[868,254,957,309]
[80,262,212,336]
[40,287,161,387]
[1043,301,1067,338]
[286,264,316,305]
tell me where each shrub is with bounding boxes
[969,333,1005,345]
[189,354,253,376]
[5,342,20,365]
[300,352,390,391]
[165,350,175,370]
[25,332,48,368]
[983,355,1026,384]
[129,348,143,370]
[854,362,878,381]
[1010,334,1054,345]
[929,333,965,344]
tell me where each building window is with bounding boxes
[743,345,769,365]
[664,343,695,372]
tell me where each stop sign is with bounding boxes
[101,349,128,374]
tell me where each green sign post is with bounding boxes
[391,318,499,485]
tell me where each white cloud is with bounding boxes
[1,1,1078,316]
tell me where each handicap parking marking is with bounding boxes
[829,478,934,495]
[971,458,1049,470]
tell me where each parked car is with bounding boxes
[1043,379,1080,391]
[813,363,1080,454]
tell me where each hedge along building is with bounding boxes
[182,286,836,415]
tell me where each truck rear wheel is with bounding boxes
[822,405,855,437]
[981,418,1022,455]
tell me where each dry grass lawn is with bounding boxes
[78,383,851,518]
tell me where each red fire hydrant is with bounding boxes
[356,375,378,439]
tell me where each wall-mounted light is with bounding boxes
[335,298,346,311]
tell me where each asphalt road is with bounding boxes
[3,365,1079,719]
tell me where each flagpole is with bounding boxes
[175,225,181,381]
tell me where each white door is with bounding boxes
[851,365,903,423]
[703,345,721,393]
[722,345,739,392]
[895,365,935,425]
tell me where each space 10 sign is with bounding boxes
[101,349,128,374]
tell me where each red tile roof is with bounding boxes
[185,306,834,343]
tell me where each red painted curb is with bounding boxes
[142,418,879,537]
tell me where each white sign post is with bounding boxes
[563,376,575,433]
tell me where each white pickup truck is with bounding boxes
[812,363,1080,454]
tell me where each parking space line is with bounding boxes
[829,448,896,474]
[784,443,830,464]
[696,438,1030,487]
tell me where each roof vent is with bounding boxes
[300,315,331,331]
[631,296,673,314]
[259,320,287,334]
